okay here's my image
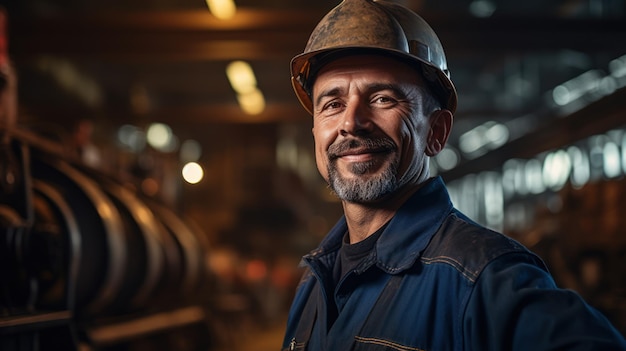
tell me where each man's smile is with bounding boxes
[328,138,396,162]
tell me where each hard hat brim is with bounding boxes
[290,46,458,115]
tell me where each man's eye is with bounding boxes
[372,96,395,105]
[323,101,343,110]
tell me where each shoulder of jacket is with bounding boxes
[421,212,545,283]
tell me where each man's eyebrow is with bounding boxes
[366,83,409,99]
[314,87,343,108]
[314,82,410,107]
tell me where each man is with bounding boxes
[282,0,626,350]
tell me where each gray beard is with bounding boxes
[328,158,399,203]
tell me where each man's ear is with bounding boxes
[425,109,453,157]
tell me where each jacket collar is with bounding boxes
[305,177,453,274]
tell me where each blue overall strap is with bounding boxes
[286,275,404,351]
[286,283,318,351]
[353,274,405,346]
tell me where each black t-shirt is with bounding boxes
[333,221,389,289]
[326,223,388,328]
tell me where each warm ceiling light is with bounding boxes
[182,162,204,184]
[205,0,237,20]
[226,60,266,115]
[146,122,173,151]
[226,60,257,94]
[237,88,266,115]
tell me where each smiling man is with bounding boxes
[312,54,451,243]
[282,0,626,350]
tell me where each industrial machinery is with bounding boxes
[1,125,215,350]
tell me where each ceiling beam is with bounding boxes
[9,9,319,62]
[9,10,626,62]
[21,102,310,127]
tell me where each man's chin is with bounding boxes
[342,160,391,177]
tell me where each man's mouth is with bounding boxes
[334,148,389,160]
[329,138,395,161]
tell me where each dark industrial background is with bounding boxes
[1,0,625,350]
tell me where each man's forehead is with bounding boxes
[312,54,422,96]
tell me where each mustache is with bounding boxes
[328,137,397,160]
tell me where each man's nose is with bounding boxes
[339,102,373,136]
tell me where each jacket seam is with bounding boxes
[354,336,427,351]
[420,255,479,282]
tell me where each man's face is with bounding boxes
[311,54,436,204]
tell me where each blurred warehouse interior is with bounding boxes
[1,0,626,350]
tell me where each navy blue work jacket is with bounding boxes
[282,177,626,351]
